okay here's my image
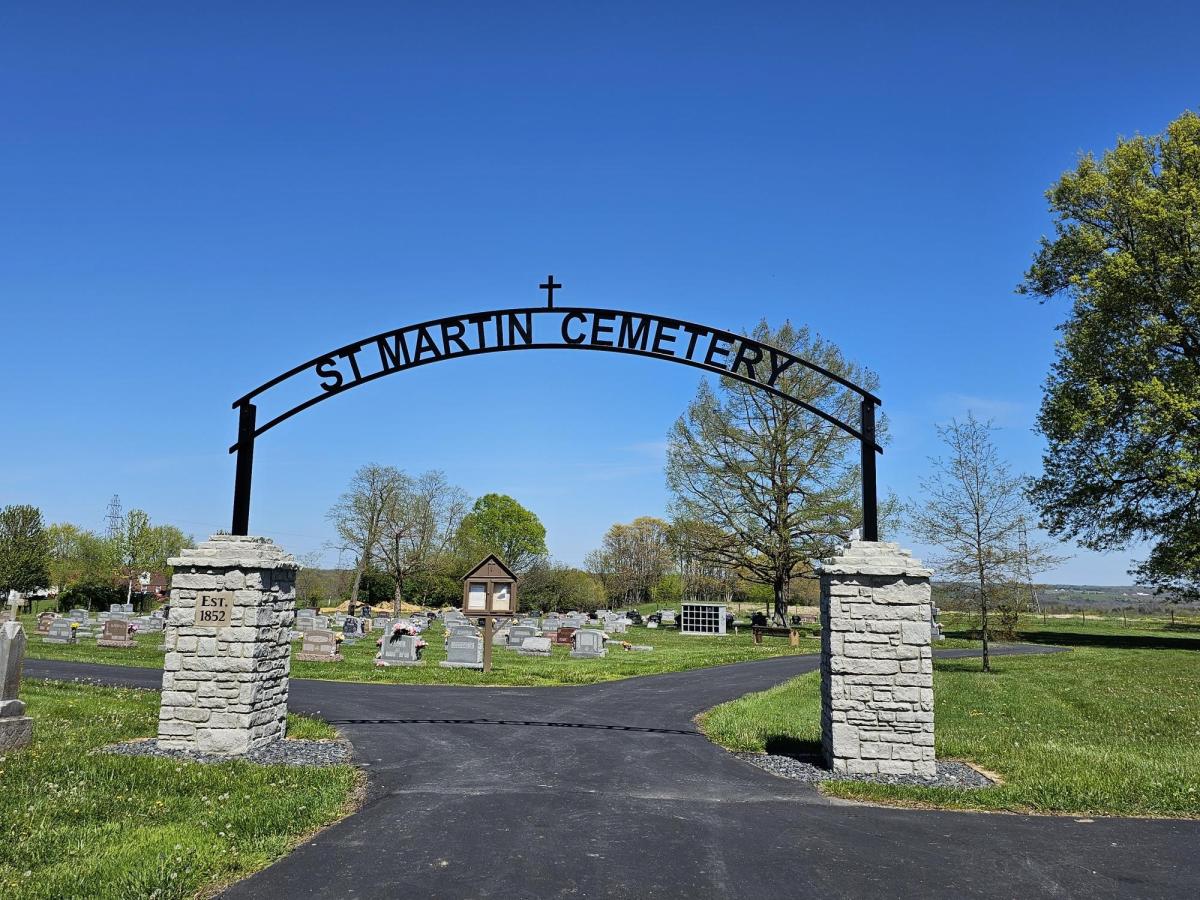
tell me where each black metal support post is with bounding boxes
[860,399,879,542]
[231,402,257,536]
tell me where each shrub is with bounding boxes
[58,578,124,612]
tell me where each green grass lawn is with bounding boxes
[0,679,359,900]
[700,618,1200,818]
[19,616,819,686]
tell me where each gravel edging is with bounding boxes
[100,737,354,767]
[736,752,995,788]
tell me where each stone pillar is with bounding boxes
[819,541,935,778]
[158,534,298,755]
[0,621,34,751]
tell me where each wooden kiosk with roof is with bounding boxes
[461,554,517,673]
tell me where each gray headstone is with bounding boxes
[440,634,484,669]
[68,609,89,623]
[507,626,537,648]
[570,628,607,659]
[1,622,28,716]
[0,622,33,750]
[45,620,77,644]
[377,631,424,666]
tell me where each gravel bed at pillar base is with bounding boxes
[99,737,354,767]
[735,752,995,788]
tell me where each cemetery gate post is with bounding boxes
[819,541,935,777]
[158,534,298,754]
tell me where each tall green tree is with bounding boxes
[112,511,189,603]
[46,523,118,590]
[455,493,547,574]
[0,504,51,599]
[1020,110,1200,598]
[666,321,879,623]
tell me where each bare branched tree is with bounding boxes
[908,414,1065,672]
[375,470,470,604]
[326,464,409,606]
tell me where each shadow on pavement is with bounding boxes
[942,630,1200,652]
[322,716,705,737]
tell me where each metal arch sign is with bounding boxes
[227,280,883,541]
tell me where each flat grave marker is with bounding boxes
[518,636,552,657]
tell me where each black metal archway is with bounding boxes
[228,279,883,540]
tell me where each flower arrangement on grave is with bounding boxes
[386,621,426,649]
[610,640,632,652]
[335,633,345,644]
[70,622,79,630]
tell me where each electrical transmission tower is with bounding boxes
[105,495,124,541]
[1018,520,1042,615]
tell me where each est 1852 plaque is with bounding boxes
[194,592,233,627]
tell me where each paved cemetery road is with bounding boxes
[26,646,1200,899]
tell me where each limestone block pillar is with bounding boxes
[819,541,935,777]
[158,534,298,754]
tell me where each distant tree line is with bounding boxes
[0,501,191,612]
[324,468,553,610]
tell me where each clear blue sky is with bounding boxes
[4,2,1197,583]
